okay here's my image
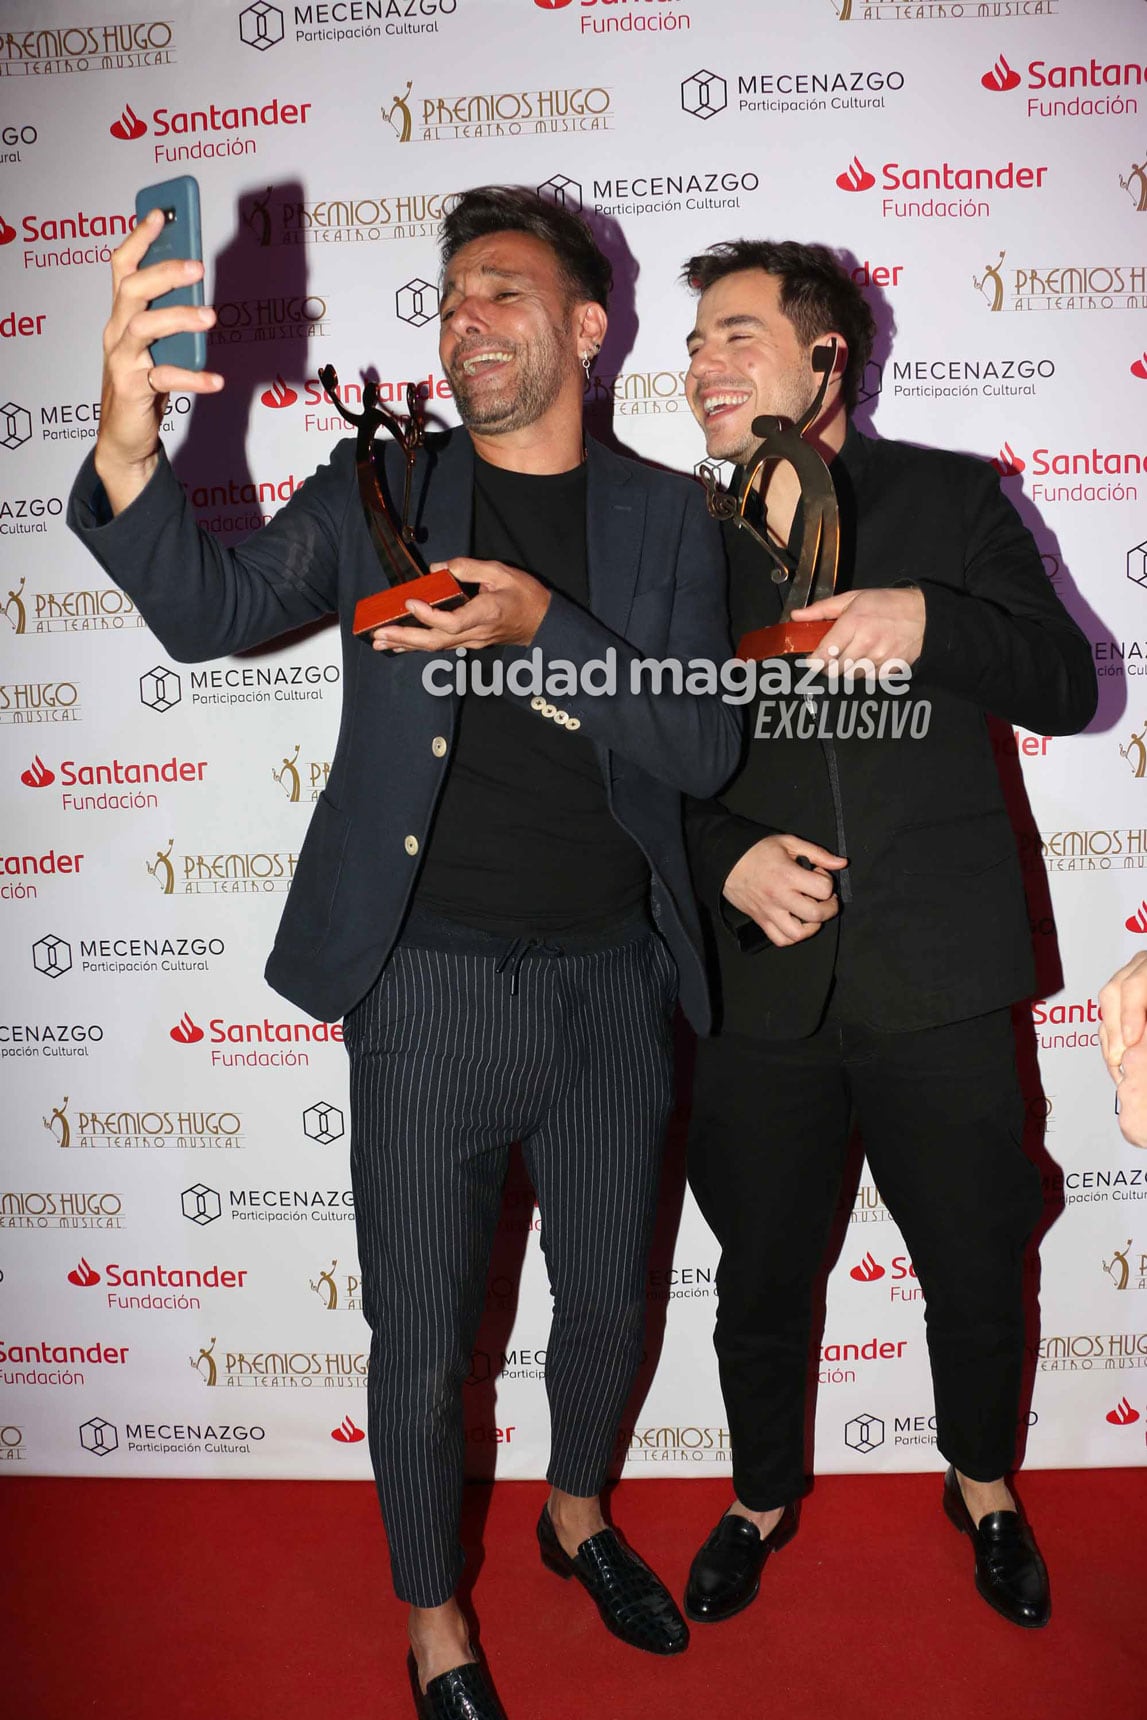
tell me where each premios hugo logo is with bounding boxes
[108,95,312,163]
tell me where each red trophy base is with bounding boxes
[353,567,467,637]
[736,618,832,662]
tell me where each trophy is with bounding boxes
[700,340,840,660]
[317,364,467,637]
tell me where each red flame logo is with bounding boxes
[260,375,298,409]
[992,442,1025,477]
[535,0,574,7]
[0,215,16,246]
[331,1416,366,1443]
[1106,1397,1140,1426]
[170,1011,205,1044]
[110,104,147,141]
[1125,903,1147,934]
[1131,355,1147,381]
[849,1252,886,1283]
[67,1258,101,1287]
[20,756,55,788]
[835,157,875,193]
[981,54,1021,92]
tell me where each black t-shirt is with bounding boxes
[412,454,649,934]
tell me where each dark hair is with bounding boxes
[440,185,612,312]
[682,239,875,412]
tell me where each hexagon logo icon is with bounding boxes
[303,1100,345,1145]
[240,1,285,49]
[395,279,440,328]
[538,174,582,213]
[32,933,72,979]
[181,1184,222,1226]
[844,1412,885,1454]
[1128,540,1147,590]
[1,402,33,451]
[79,1417,119,1457]
[681,70,727,121]
[140,664,182,712]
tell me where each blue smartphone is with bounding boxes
[133,174,205,371]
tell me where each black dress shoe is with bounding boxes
[684,1502,799,1623]
[407,1652,508,1720]
[537,1505,689,1655]
[942,1467,1050,1629]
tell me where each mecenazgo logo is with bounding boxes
[736,66,905,115]
[589,170,760,218]
[108,97,312,165]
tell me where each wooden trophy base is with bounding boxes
[353,567,467,637]
[736,618,832,662]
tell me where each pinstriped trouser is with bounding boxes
[341,918,676,1606]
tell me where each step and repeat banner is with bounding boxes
[2,0,1146,1483]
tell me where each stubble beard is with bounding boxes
[448,321,571,435]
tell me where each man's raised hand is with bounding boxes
[95,209,222,515]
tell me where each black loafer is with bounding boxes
[407,1652,508,1720]
[537,1505,689,1655]
[942,1467,1050,1629]
[684,1501,799,1623]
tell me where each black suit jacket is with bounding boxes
[69,429,740,1029]
[686,426,1098,1039]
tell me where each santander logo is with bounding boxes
[68,1258,102,1287]
[1126,903,1147,934]
[110,105,147,141]
[992,443,1025,478]
[836,156,876,193]
[850,1252,886,1283]
[1131,355,1147,381]
[261,376,298,409]
[331,1416,366,1443]
[535,0,574,7]
[0,216,16,246]
[1106,1397,1140,1426]
[982,55,1022,93]
[170,1012,205,1044]
[21,757,55,788]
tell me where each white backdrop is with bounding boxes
[2,0,1146,1483]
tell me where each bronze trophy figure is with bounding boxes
[700,339,840,661]
[317,364,466,637]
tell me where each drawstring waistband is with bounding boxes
[495,936,564,995]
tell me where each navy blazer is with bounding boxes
[69,427,740,1029]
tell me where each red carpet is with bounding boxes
[2,1471,1141,1719]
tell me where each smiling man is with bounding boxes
[67,186,740,1720]
[678,239,1096,1635]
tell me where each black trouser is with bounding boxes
[342,912,676,1606]
[686,1004,1043,1511]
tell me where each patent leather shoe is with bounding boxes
[537,1505,689,1655]
[942,1467,1050,1629]
[684,1501,799,1623]
[407,1651,508,1720]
